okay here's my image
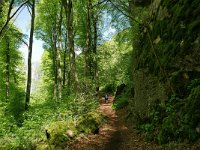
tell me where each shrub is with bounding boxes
[112,95,129,110]
[101,84,116,94]
[112,86,130,110]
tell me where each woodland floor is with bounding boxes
[65,97,200,150]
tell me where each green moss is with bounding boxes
[36,142,50,150]
[47,121,77,147]
[137,0,200,75]
[77,112,103,134]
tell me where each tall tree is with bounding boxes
[5,36,10,100]
[63,32,68,87]
[85,0,92,77]
[0,28,25,103]
[62,0,78,90]
[91,7,98,84]
[35,0,64,99]
[52,21,58,99]
[25,0,35,110]
[57,5,63,98]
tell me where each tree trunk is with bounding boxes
[63,33,67,87]
[57,6,63,99]
[62,0,78,91]
[85,0,92,78]
[25,0,35,110]
[92,8,98,81]
[52,22,58,100]
[5,37,10,100]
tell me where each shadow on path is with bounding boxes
[66,96,135,150]
[104,131,122,150]
[66,96,198,150]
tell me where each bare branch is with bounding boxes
[9,0,29,20]
[107,0,141,25]
[26,4,32,15]
[19,36,29,47]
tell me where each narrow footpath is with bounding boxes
[66,97,200,150]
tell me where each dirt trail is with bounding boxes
[66,96,200,150]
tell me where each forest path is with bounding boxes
[66,96,197,150]
[66,96,155,150]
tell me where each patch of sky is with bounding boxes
[14,6,44,63]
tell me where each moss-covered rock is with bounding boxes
[77,112,103,134]
[36,142,50,150]
[131,70,167,120]
[46,120,77,147]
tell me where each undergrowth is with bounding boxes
[138,79,200,145]
[0,93,101,149]
[112,88,130,110]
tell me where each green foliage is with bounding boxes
[38,50,54,99]
[98,29,132,89]
[139,82,200,144]
[112,93,129,110]
[112,84,134,110]
[187,79,200,92]
[7,90,25,126]
[157,86,200,144]
[101,84,116,94]
[0,92,101,149]
[140,123,154,134]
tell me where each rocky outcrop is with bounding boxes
[131,70,167,120]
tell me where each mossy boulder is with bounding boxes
[36,142,50,150]
[77,112,103,134]
[46,121,77,147]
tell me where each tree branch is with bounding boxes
[0,0,28,36]
[107,0,141,25]
[26,3,32,15]
[9,0,28,20]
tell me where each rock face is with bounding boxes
[129,0,200,143]
[131,70,167,120]
[130,0,200,117]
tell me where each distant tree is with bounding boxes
[35,0,63,99]
[0,27,25,102]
